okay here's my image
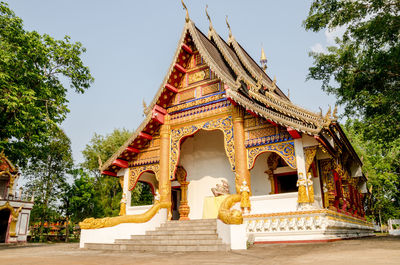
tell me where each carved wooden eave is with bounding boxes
[226,89,322,135]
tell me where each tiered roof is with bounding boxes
[100,15,338,175]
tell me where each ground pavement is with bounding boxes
[0,236,399,265]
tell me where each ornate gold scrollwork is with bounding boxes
[128,164,160,190]
[169,116,235,179]
[79,201,171,229]
[247,141,296,170]
[304,146,317,173]
[217,194,243,225]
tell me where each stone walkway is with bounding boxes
[0,236,399,265]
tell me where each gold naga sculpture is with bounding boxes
[217,194,243,225]
[79,201,171,229]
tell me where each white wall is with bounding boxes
[179,130,235,219]
[249,193,299,214]
[250,152,271,196]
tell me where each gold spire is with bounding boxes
[181,0,189,23]
[226,15,232,39]
[205,5,213,31]
[260,45,267,71]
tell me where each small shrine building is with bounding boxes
[0,153,34,243]
[79,7,373,250]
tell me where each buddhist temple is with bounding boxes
[79,4,373,251]
[0,152,34,243]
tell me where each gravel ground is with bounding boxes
[0,236,399,265]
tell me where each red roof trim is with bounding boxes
[182,43,193,54]
[139,132,153,140]
[102,170,117,177]
[126,147,140,153]
[174,63,187,73]
[112,159,128,168]
[287,127,301,139]
[165,83,178,93]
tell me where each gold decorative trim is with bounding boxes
[170,101,231,126]
[169,116,235,179]
[218,194,243,225]
[304,146,317,172]
[168,92,224,113]
[79,201,171,229]
[244,209,373,227]
[247,141,296,169]
[128,164,160,190]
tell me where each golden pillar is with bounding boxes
[232,106,251,194]
[176,166,190,220]
[159,115,172,219]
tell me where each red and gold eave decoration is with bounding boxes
[101,32,195,177]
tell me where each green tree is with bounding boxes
[304,0,400,143]
[81,128,141,217]
[24,127,73,242]
[66,168,99,222]
[304,0,400,224]
[344,120,400,224]
[0,2,94,166]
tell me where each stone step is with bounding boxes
[160,223,217,228]
[155,225,216,231]
[85,243,229,252]
[83,219,229,252]
[130,234,219,240]
[167,219,216,224]
[146,229,216,236]
[114,238,223,245]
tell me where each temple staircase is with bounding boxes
[84,219,230,252]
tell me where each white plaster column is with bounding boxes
[294,138,306,176]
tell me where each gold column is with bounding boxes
[159,115,172,219]
[176,166,190,220]
[232,106,251,194]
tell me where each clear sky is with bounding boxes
[6,0,338,165]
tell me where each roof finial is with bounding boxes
[332,104,338,120]
[181,0,189,23]
[260,44,267,71]
[287,88,290,99]
[226,15,232,39]
[206,5,213,31]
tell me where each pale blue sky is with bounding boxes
[7,0,338,165]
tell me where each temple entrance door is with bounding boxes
[0,209,10,243]
[171,187,181,220]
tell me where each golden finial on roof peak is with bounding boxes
[226,15,232,39]
[181,0,189,23]
[260,45,267,71]
[332,104,339,120]
[205,5,213,31]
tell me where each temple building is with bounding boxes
[79,6,373,251]
[0,152,34,243]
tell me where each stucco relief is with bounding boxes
[169,116,235,180]
[247,141,296,170]
[128,164,160,191]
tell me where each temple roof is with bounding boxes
[100,18,338,175]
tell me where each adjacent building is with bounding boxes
[0,152,34,243]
